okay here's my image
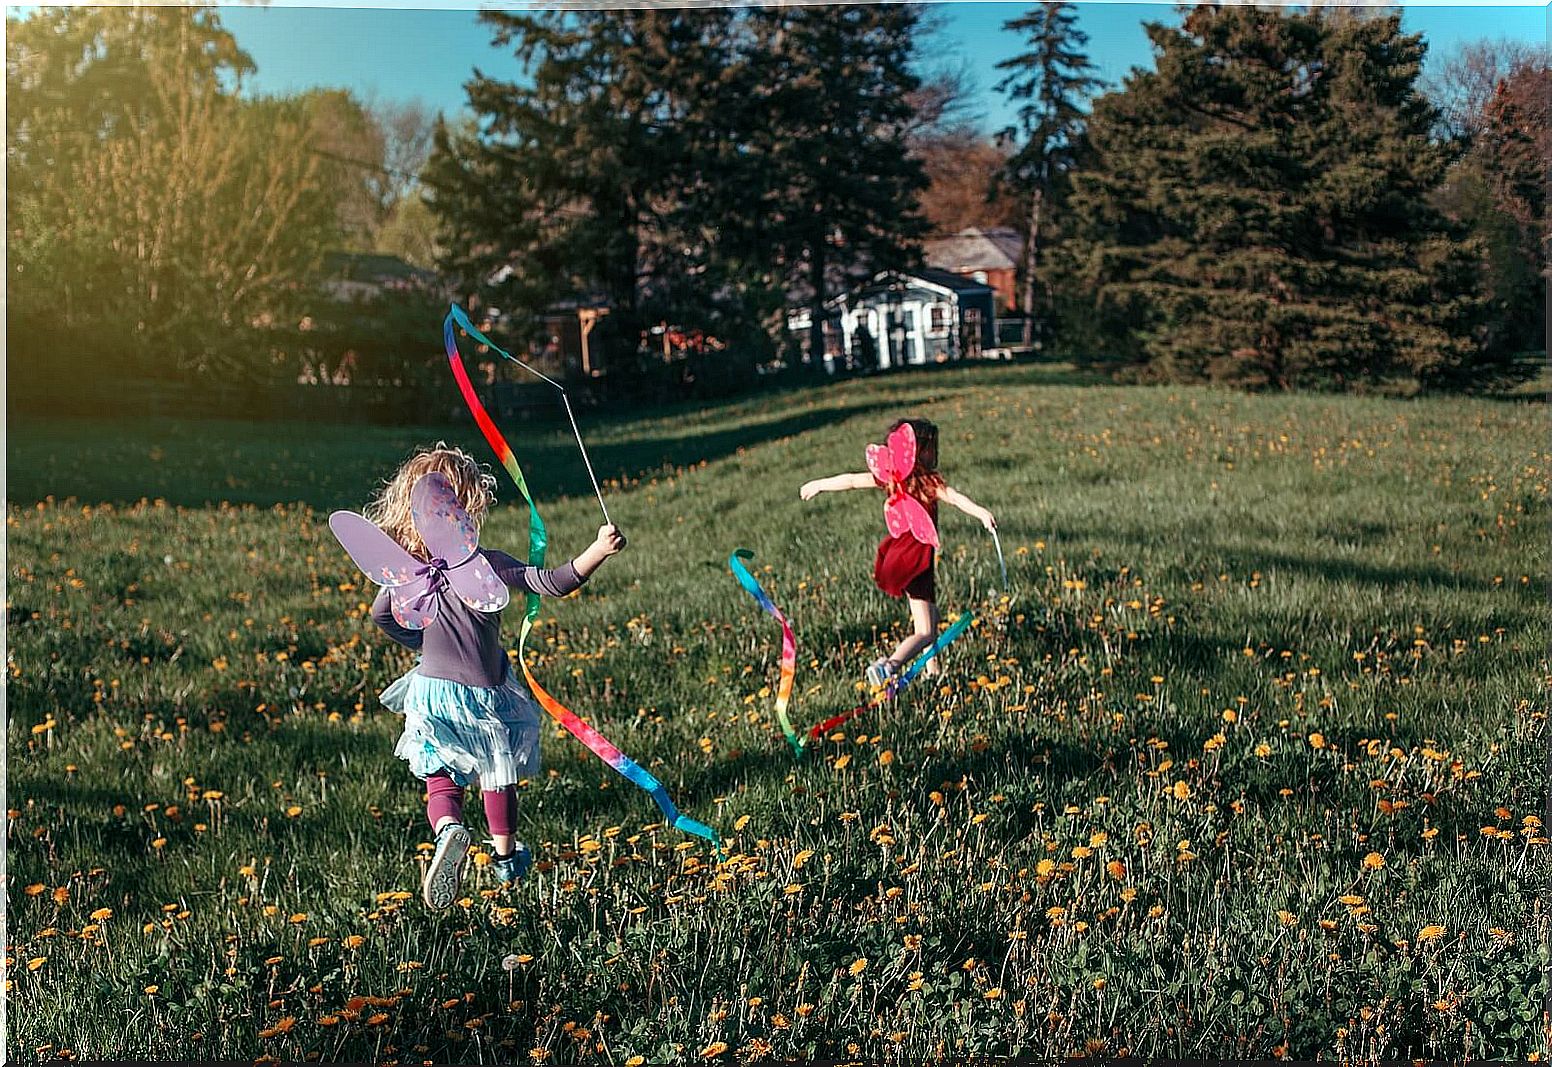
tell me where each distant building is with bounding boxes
[788,268,997,372]
[321,252,439,301]
[923,227,1023,313]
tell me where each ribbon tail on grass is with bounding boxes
[443,307,722,856]
[807,611,975,741]
[728,548,803,757]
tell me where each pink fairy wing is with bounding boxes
[410,472,479,569]
[327,511,439,629]
[865,442,897,485]
[886,423,917,478]
[885,492,940,548]
[444,552,510,615]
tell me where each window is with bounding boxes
[928,303,951,336]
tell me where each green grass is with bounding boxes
[7,363,1548,1062]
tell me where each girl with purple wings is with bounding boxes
[331,443,625,909]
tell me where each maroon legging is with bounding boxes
[424,772,516,838]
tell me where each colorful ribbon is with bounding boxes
[728,549,802,756]
[442,306,720,853]
[807,612,975,741]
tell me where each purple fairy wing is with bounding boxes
[445,552,510,614]
[410,472,479,569]
[410,471,508,615]
[388,585,440,630]
[328,511,420,587]
[327,511,440,629]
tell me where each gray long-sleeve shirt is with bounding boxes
[371,549,586,687]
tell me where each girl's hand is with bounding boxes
[980,511,997,533]
[799,481,821,501]
[594,524,627,557]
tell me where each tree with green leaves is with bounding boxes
[735,6,929,368]
[7,6,342,389]
[427,10,744,372]
[995,2,1103,343]
[1064,5,1498,392]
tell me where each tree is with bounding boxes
[7,7,340,388]
[1064,5,1500,392]
[1428,43,1549,355]
[916,132,1024,234]
[736,6,930,368]
[995,2,1103,340]
[427,10,744,365]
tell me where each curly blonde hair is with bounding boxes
[364,442,497,560]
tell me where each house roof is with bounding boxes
[324,251,436,285]
[924,227,1023,273]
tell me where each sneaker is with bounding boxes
[422,822,471,910]
[865,658,899,689]
[491,841,533,885]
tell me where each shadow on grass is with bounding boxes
[8,397,904,511]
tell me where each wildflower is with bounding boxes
[700,1042,729,1058]
[1277,911,1298,927]
[1418,925,1446,942]
[342,935,365,949]
[1106,861,1127,880]
[848,958,868,976]
[502,955,523,972]
[1362,852,1385,870]
[257,1017,296,1039]
[984,988,1003,1000]
[1171,781,1190,800]
[89,908,112,921]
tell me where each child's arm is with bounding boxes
[938,485,997,532]
[486,524,626,595]
[800,472,876,500]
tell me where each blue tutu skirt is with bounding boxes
[380,665,542,789]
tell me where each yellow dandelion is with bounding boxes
[848,958,868,976]
[1362,852,1385,870]
[1417,925,1446,942]
[700,1042,729,1058]
[89,908,113,921]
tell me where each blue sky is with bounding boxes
[204,4,1547,134]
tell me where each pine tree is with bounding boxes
[732,6,929,369]
[995,2,1103,343]
[1065,5,1497,391]
[426,11,743,367]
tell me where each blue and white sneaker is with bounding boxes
[491,841,533,885]
[865,658,899,689]
[422,822,471,910]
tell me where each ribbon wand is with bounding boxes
[446,303,611,527]
[990,527,1009,589]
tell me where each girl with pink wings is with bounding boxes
[799,418,996,688]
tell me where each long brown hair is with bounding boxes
[887,418,945,505]
[364,443,497,560]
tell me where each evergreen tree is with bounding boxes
[426,11,742,367]
[719,6,929,369]
[994,2,1103,342]
[1065,5,1497,391]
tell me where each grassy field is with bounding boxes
[7,362,1548,1062]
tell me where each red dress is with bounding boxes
[873,492,937,600]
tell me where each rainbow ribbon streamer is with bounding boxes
[728,549,802,756]
[442,306,720,853]
[807,612,975,741]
